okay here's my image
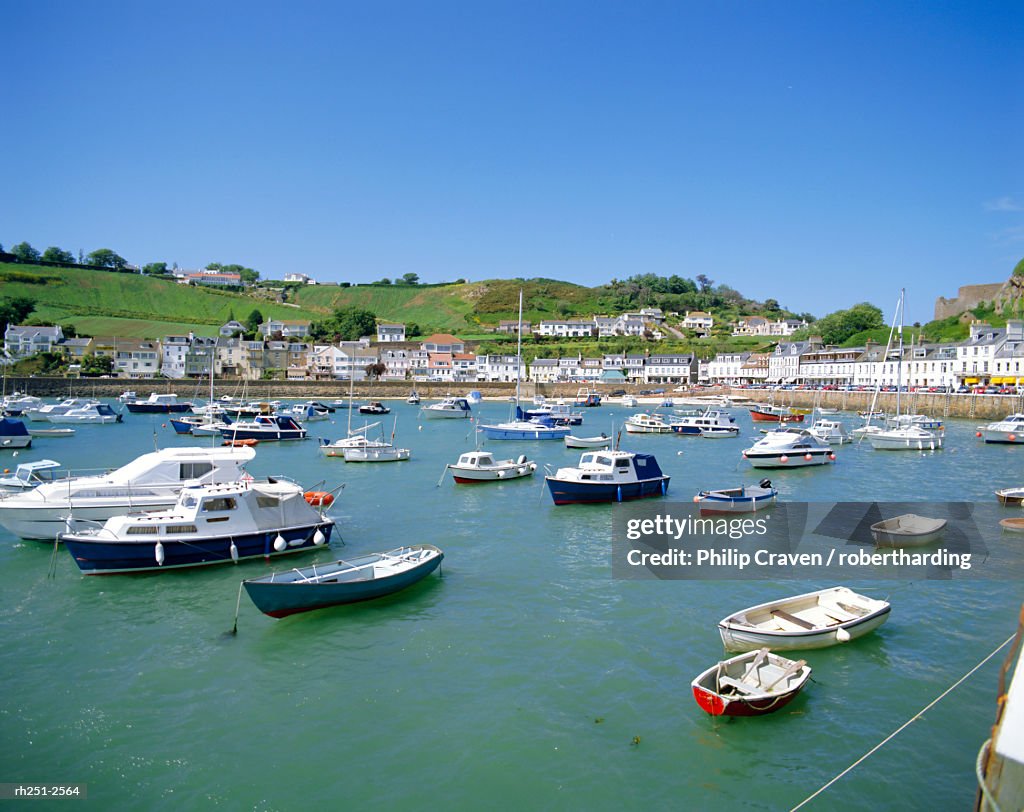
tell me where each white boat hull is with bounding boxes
[342,447,411,462]
[868,432,943,450]
[0,497,179,541]
[420,409,469,419]
[449,463,536,482]
[719,611,890,652]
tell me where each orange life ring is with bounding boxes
[304,491,334,507]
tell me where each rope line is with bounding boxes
[789,632,1017,811]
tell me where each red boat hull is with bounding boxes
[692,684,802,717]
[748,409,804,423]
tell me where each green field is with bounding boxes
[0,263,318,338]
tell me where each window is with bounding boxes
[180,462,214,481]
[166,525,197,534]
[202,497,237,512]
[255,495,280,509]
[126,525,159,535]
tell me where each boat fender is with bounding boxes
[155,541,165,566]
[692,494,701,503]
[780,455,789,463]
[229,541,239,563]
[497,470,505,478]
[517,455,527,464]
[273,535,287,552]
[1011,434,1017,442]
[804,453,812,461]
[741,452,747,459]
[759,478,772,489]
[616,486,623,502]
[836,627,851,643]
[313,529,326,546]
[829,452,836,461]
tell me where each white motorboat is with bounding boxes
[995,487,1024,505]
[701,426,740,439]
[406,390,421,405]
[47,403,122,424]
[890,414,943,432]
[870,513,948,547]
[1,393,42,415]
[741,428,835,468]
[59,478,335,574]
[621,395,638,408]
[718,586,891,652]
[420,397,472,419]
[283,402,330,422]
[25,398,99,422]
[670,409,739,436]
[978,414,1024,444]
[0,445,256,540]
[867,424,943,451]
[447,451,536,483]
[341,445,411,462]
[624,412,678,434]
[808,419,851,444]
[564,434,612,449]
[0,460,66,490]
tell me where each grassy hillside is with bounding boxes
[0,263,317,337]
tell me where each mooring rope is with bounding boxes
[789,631,1017,811]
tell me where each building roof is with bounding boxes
[423,333,462,344]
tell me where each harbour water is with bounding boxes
[1,400,1020,810]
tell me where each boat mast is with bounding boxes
[895,288,905,419]
[515,289,523,407]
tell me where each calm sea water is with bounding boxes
[1,399,1020,811]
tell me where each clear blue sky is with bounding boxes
[2,0,1021,323]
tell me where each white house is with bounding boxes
[114,340,161,379]
[477,354,521,382]
[768,340,815,384]
[706,352,751,384]
[529,358,560,382]
[4,324,63,359]
[644,354,697,384]
[377,323,406,343]
[380,348,413,379]
[259,320,311,339]
[160,335,191,379]
[682,311,714,334]
[284,272,315,284]
[536,321,595,338]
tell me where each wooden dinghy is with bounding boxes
[869,514,947,547]
[692,648,811,717]
[999,517,1024,533]
[564,434,611,449]
[718,586,891,652]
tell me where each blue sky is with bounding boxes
[2,0,1021,323]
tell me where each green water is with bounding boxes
[1,401,1020,811]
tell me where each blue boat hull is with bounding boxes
[545,476,670,505]
[244,554,443,618]
[168,418,195,435]
[125,403,192,413]
[218,428,306,441]
[62,522,334,574]
[478,426,571,440]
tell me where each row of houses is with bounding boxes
[702,321,1024,389]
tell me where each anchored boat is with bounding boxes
[691,648,811,717]
[545,449,669,505]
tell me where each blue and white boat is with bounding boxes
[478,408,571,441]
[47,403,122,424]
[695,480,777,514]
[242,544,443,618]
[60,478,335,574]
[522,402,584,425]
[545,449,670,505]
[0,417,32,449]
[0,459,64,490]
[218,414,307,441]
[669,409,738,436]
[420,397,472,419]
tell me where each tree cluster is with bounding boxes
[794,302,884,345]
[312,306,377,341]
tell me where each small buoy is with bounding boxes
[2,469,8,474]
[1011,434,1017,442]
[155,541,165,566]
[418,425,423,431]
[741,452,747,459]
[229,541,239,562]
[976,431,982,437]
[780,455,789,463]
[804,453,813,461]
[273,535,287,552]
[161,423,167,428]
[313,529,326,546]
[677,450,684,456]
[836,627,851,643]
[692,495,700,503]
[829,452,837,460]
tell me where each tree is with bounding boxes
[377,278,392,285]
[60,323,78,338]
[695,274,714,292]
[808,302,884,345]
[86,248,127,270]
[10,242,41,263]
[142,262,169,275]
[762,298,781,313]
[399,272,420,285]
[41,246,74,263]
[364,361,387,380]
[245,309,264,334]
[332,306,377,340]
[406,322,421,338]
[80,353,114,376]
[0,296,36,332]
[1014,257,1024,277]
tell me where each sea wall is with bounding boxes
[6,377,1024,420]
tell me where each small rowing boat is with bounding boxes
[870,514,947,547]
[691,648,811,717]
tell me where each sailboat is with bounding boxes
[319,365,410,458]
[477,291,570,441]
[868,290,943,451]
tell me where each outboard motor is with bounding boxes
[759,478,773,489]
